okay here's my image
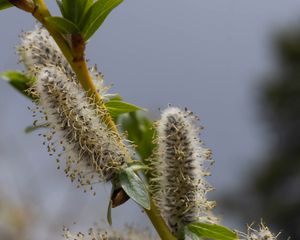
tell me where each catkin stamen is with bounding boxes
[30,66,126,191]
[238,222,280,240]
[152,107,217,235]
[17,26,129,192]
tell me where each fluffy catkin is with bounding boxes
[18,26,111,100]
[154,107,217,235]
[238,222,280,240]
[18,26,74,78]
[32,66,126,191]
[17,26,125,191]
[63,226,156,240]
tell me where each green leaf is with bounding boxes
[107,200,113,225]
[45,16,80,34]
[56,0,67,18]
[119,168,150,210]
[185,223,238,240]
[127,161,148,172]
[57,0,94,25]
[119,112,156,161]
[0,70,34,99]
[105,99,143,118]
[73,0,94,24]
[106,184,116,225]
[60,0,73,20]
[0,0,13,10]
[108,94,122,101]
[80,0,123,40]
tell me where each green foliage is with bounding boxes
[105,98,143,118]
[119,112,156,161]
[127,161,148,172]
[119,168,150,210]
[45,16,80,34]
[79,0,123,40]
[107,199,113,225]
[0,70,34,99]
[57,0,94,24]
[0,0,13,10]
[55,0,123,41]
[184,223,238,240]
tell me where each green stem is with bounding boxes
[145,200,177,240]
[15,1,176,239]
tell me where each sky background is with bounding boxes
[1,1,300,239]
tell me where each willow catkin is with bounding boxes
[18,26,111,100]
[154,107,217,234]
[17,25,126,192]
[18,26,74,78]
[238,223,280,240]
[238,222,280,240]
[32,66,126,191]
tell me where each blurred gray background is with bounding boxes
[1,0,300,239]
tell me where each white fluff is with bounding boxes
[239,222,280,240]
[154,107,217,234]
[18,26,111,100]
[32,66,125,192]
[18,26,74,78]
